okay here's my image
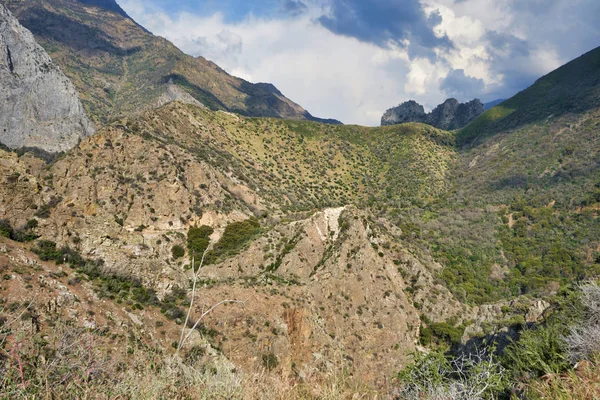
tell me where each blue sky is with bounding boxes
[135,0,279,21]
[119,0,600,125]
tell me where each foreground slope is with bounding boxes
[0,103,479,389]
[3,0,339,125]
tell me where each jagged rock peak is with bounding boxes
[381,98,484,130]
[381,100,426,125]
[0,3,94,153]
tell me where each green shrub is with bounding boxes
[171,245,185,259]
[0,219,38,242]
[420,321,465,347]
[204,218,260,264]
[187,225,214,261]
[33,240,60,261]
[0,219,13,238]
[262,352,279,370]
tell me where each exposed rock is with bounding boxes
[155,79,207,109]
[427,98,485,130]
[381,100,425,126]
[381,98,484,130]
[0,4,93,153]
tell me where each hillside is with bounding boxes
[459,46,600,145]
[401,47,600,305]
[0,103,480,393]
[1,2,600,394]
[2,0,339,126]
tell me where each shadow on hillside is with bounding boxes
[238,80,293,118]
[162,74,227,111]
[20,8,141,57]
[454,322,531,357]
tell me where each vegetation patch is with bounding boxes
[204,218,261,265]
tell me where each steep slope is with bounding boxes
[0,101,479,389]
[0,3,93,153]
[459,45,600,145]
[3,0,339,126]
[382,98,484,130]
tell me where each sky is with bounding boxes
[118,0,600,125]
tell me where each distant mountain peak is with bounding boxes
[381,98,484,130]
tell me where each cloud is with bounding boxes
[118,0,600,125]
[441,69,485,100]
[318,0,452,56]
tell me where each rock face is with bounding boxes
[428,98,485,130]
[381,100,426,125]
[381,98,484,130]
[0,4,94,153]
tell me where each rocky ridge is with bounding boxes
[382,98,484,130]
[0,3,93,153]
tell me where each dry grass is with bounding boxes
[0,317,382,399]
[527,358,600,400]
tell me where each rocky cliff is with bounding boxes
[0,3,93,153]
[381,98,484,130]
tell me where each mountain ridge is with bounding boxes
[459,45,600,146]
[382,98,484,130]
[2,0,341,126]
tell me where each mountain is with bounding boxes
[459,46,600,145]
[0,103,478,392]
[77,0,130,18]
[381,98,484,130]
[0,3,93,153]
[430,46,600,304]
[2,0,340,126]
[483,98,505,110]
[1,1,600,395]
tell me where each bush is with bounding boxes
[565,282,600,363]
[262,353,279,370]
[0,219,38,242]
[0,219,13,238]
[420,321,465,347]
[204,218,260,264]
[171,245,185,259]
[502,285,584,378]
[33,240,60,261]
[187,225,213,261]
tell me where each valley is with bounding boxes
[1,0,600,398]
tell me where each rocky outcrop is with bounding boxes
[0,4,93,153]
[155,78,207,109]
[427,98,485,130]
[381,100,426,125]
[381,98,484,130]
